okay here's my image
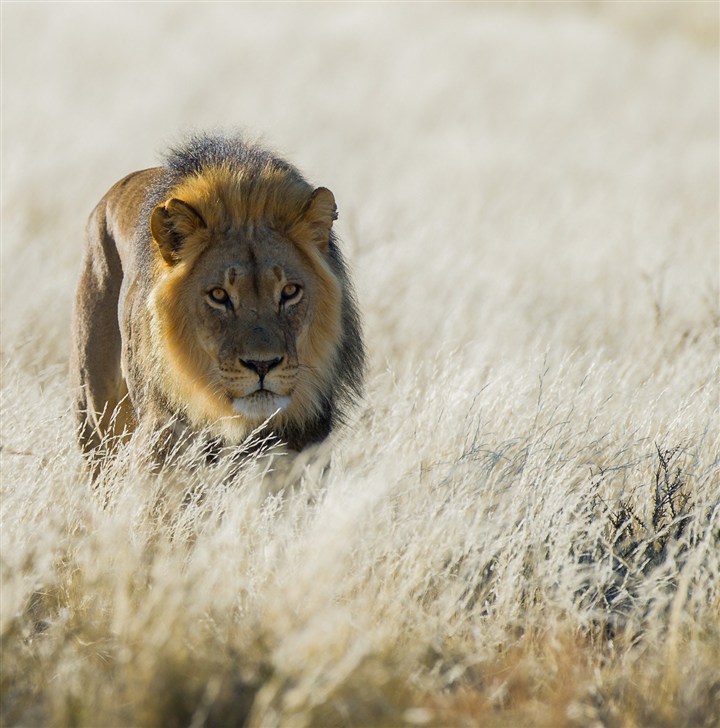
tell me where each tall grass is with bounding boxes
[2,3,718,726]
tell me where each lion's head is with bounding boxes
[144,157,363,448]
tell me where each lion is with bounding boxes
[70,134,365,465]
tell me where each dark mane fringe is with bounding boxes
[164,133,299,181]
[318,238,365,434]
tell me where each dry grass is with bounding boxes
[2,3,719,726]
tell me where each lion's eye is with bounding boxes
[281,283,302,304]
[208,287,230,305]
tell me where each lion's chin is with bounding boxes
[231,391,291,421]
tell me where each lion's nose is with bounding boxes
[239,357,283,379]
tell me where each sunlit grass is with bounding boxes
[2,2,718,726]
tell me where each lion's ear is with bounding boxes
[290,187,337,251]
[150,198,206,264]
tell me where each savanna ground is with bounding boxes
[1,3,718,726]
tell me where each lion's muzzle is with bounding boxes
[239,356,283,382]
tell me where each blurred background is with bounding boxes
[2,1,717,376]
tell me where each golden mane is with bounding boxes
[170,163,313,231]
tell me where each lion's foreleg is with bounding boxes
[70,204,135,462]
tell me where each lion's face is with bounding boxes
[185,230,317,421]
[148,184,343,440]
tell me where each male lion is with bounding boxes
[70,134,364,464]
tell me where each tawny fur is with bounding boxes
[70,134,365,465]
